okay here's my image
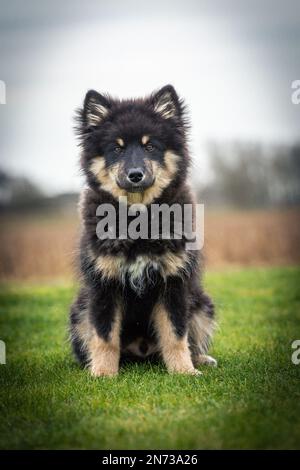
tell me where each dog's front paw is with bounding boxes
[90,363,119,377]
[194,354,218,367]
[169,366,203,376]
[190,368,203,376]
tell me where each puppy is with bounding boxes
[69,85,217,376]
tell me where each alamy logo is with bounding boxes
[291,80,300,105]
[96,197,204,250]
[291,340,300,365]
[0,80,6,104]
[0,340,6,364]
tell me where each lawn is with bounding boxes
[0,267,300,449]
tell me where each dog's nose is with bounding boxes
[127,168,144,184]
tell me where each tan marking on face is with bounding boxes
[90,157,128,199]
[90,156,112,190]
[103,151,179,206]
[163,150,180,185]
[89,152,179,206]
[144,157,152,171]
[141,135,150,145]
[139,151,179,205]
[116,138,124,147]
[89,307,122,377]
[124,157,154,204]
[90,157,144,204]
[152,303,200,374]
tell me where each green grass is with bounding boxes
[1,267,300,449]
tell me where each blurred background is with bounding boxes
[0,0,299,281]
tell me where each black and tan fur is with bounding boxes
[70,85,217,376]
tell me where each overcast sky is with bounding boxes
[0,0,299,194]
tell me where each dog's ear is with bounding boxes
[151,85,181,120]
[83,90,111,128]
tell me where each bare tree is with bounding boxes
[198,142,300,208]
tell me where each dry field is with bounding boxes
[204,208,300,269]
[0,208,299,281]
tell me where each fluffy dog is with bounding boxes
[69,85,217,376]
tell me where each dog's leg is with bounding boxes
[189,293,217,368]
[69,288,90,366]
[88,284,122,377]
[153,278,201,375]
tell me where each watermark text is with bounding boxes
[291,80,300,104]
[0,80,6,104]
[96,197,204,250]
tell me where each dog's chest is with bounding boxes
[122,255,161,294]
[93,249,190,295]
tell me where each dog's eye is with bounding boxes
[145,143,154,152]
[114,145,123,154]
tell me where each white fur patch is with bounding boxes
[123,255,159,295]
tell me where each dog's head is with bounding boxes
[76,85,189,204]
